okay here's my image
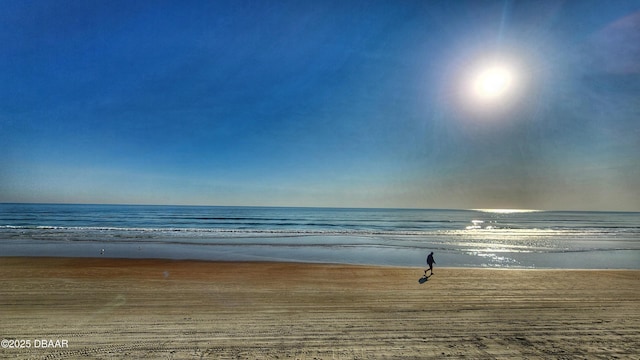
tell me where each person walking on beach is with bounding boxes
[425,252,435,276]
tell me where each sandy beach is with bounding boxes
[1,257,638,359]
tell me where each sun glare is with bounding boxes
[471,64,514,101]
[473,209,541,214]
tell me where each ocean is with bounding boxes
[1,203,638,269]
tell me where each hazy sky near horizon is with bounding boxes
[1,0,639,211]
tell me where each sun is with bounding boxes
[471,63,514,101]
[453,52,532,119]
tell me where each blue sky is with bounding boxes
[1,0,639,211]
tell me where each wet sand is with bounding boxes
[1,257,638,359]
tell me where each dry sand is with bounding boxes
[1,257,638,359]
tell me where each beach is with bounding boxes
[1,257,638,359]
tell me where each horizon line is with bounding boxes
[1,202,638,214]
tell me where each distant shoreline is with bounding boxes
[2,255,639,271]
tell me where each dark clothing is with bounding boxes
[427,254,435,266]
[426,253,435,275]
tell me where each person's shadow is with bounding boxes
[418,274,432,284]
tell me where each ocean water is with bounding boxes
[0,203,638,269]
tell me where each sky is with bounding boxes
[1,0,639,211]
